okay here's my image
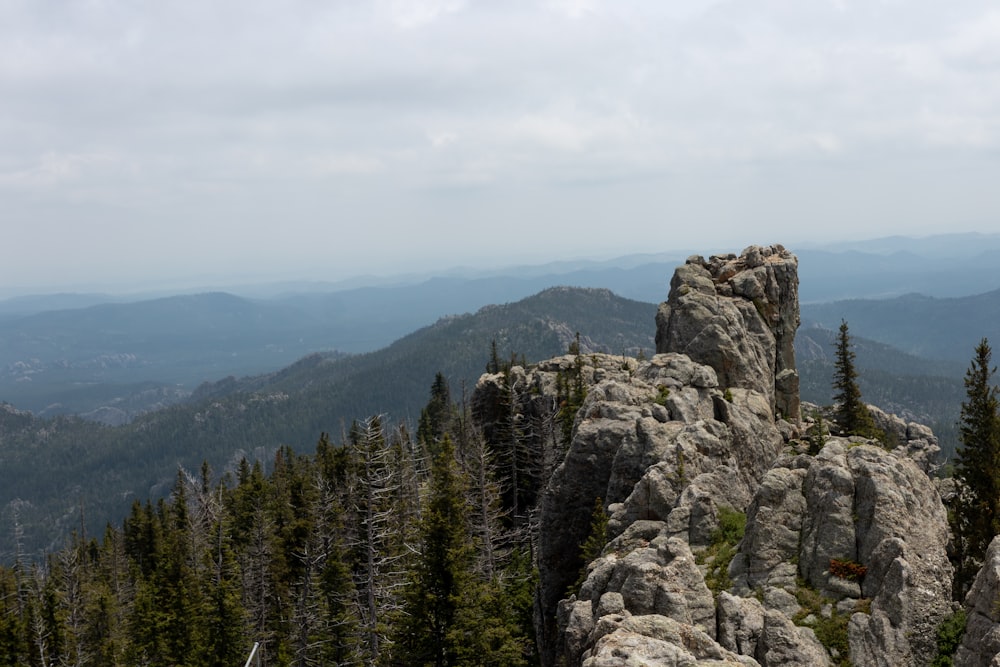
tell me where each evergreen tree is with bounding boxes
[570,497,609,594]
[950,338,1000,597]
[831,320,878,438]
[396,435,475,666]
[349,417,405,666]
[0,566,28,665]
[417,372,453,456]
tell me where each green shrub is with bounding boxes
[792,581,865,667]
[698,507,746,597]
[931,608,967,667]
[712,506,746,545]
[654,385,671,406]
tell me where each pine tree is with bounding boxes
[570,497,609,594]
[950,338,1000,597]
[396,435,475,666]
[0,566,28,665]
[418,372,453,456]
[831,320,878,438]
[349,417,405,666]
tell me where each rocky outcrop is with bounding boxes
[867,404,942,474]
[730,438,953,667]
[528,351,788,665]
[494,245,961,666]
[655,245,800,421]
[955,536,1000,666]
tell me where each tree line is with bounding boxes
[0,348,589,666]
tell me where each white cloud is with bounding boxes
[309,153,385,176]
[0,151,118,189]
[378,0,465,29]
[2,0,1000,290]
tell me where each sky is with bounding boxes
[2,0,999,294]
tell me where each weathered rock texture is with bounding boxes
[730,438,953,667]
[655,245,800,421]
[525,351,787,665]
[500,245,960,667]
[955,535,1000,666]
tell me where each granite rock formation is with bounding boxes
[491,245,968,666]
[955,535,1000,666]
[655,245,800,421]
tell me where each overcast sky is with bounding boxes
[2,0,999,294]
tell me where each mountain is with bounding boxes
[3,233,999,422]
[0,287,656,558]
[4,245,1000,666]
[0,277,975,560]
[801,289,1000,361]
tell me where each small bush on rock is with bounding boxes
[829,558,867,582]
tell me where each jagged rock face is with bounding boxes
[504,247,959,667]
[955,535,1000,666]
[730,439,953,667]
[527,351,787,666]
[868,404,942,474]
[655,245,800,422]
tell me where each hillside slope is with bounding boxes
[802,288,1000,361]
[0,287,655,558]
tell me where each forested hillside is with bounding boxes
[2,282,991,561]
[801,288,1000,361]
[2,264,999,665]
[0,384,547,666]
[0,288,655,559]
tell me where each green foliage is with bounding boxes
[931,608,967,667]
[723,388,734,403]
[698,507,746,597]
[832,320,881,439]
[949,338,1000,598]
[654,385,671,406]
[556,347,588,449]
[569,498,609,595]
[713,506,747,545]
[807,411,828,455]
[0,410,540,666]
[417,372,454,455]
[792,583,856,667]
[396,435,476,666]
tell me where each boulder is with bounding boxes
[583,614,759,666]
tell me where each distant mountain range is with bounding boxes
[1,234,998,558]
[0,287,655,558]
[801,289,1000,362]
[0,280,986,559]
[2,233,998,420]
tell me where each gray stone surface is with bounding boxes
[956,536,1000,667]
[502,247,957,667]
[732,437,953,667]
[655,245,800,420]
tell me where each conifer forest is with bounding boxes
[0,362,572,666]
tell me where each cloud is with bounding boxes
[2,1,1000,290]
[378,0,465,29]
[0,151,120,190]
